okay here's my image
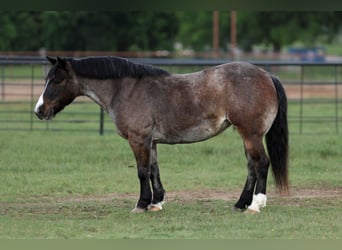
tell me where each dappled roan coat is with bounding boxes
[35,56,288,213]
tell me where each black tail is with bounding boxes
[266,75,289,194]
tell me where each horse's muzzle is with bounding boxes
[34,106,54,120]
[34,108,45,120]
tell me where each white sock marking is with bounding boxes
[247,193,267,212]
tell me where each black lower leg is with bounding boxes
[150,163,165,204]
[136,166,152,209]
[254,157,270,194]
[149,143,165,205]
[234,150,257,211]
[234,171,256,210]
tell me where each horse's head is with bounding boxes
[34,56,79,120]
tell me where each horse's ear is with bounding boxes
[56,57,67,69]
[46,56,57,65]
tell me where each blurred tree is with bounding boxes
[176,11,212,50]
[0,11,341,53]
[176,11,231,51]
[237,12,342,52]
[0,11,178,51]
[0,14,16,50]
[41,11,179,51]
[130,12,178,51]
[42,12,120,50]
[0,12,44,51]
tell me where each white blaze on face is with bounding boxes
[34,78,49,114]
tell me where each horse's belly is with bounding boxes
[153,118,230,144]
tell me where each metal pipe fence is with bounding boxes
[0,56,341,134]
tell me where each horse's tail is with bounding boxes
[266,75,289,194]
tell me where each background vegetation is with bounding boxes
[1,11,342,52]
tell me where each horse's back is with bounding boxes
[148,62,277,143]
[175,61,278,135]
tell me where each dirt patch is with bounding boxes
[54,186,342,202]
[8,186,342,205]
[0,187,341,216]
[284,84,341,99]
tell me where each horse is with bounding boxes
[34,56,289,213]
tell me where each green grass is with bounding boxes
[0,198,341,239]
[0,129,341,239]
[0,130,245,199]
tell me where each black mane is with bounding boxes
[67,56,170,79]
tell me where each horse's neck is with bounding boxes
[80,77,138,112]
[80,78,119,111]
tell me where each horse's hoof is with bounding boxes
[130,207,147,213]
[232,206,246,212]
[148,205,162,212]
[245,208,259,214]
[147,202,164,212]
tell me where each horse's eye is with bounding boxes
[45,74,60,85]
[52,74,64,84]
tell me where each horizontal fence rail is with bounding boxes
[0,56,341,134]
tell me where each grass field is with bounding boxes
[0,128,341,239]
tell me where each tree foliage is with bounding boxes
[237,12,342,52]
[0,11,341,53]
[0,11,178,51]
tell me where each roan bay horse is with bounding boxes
[35,56,288,213]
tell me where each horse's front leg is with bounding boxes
[128,137,153,213]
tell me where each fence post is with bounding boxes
[30,65,34,131]
[1,65,4,101]
[299,65,304,134]
[334,65,339,134]
[99,108,104,135]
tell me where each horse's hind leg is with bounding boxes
[148,143,166,211]
[234,133,270,213]
[234,151,257,211]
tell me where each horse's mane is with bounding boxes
[67,56,170,79]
